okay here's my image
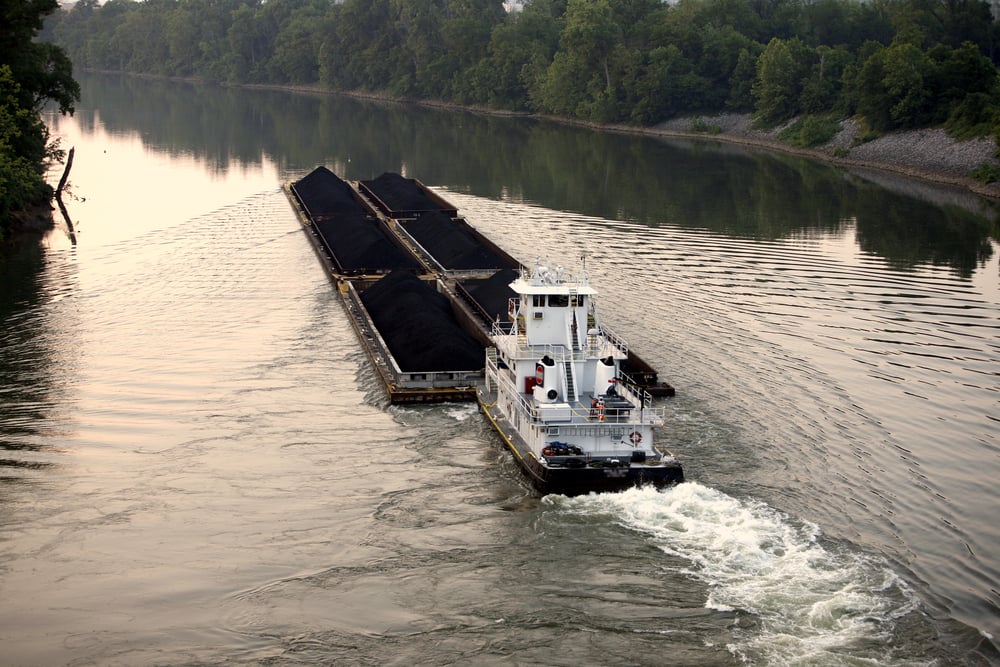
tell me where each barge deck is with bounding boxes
[284,167,675,404]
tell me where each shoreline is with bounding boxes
[648,113,1000,201]
[71,73,1000,205]
[103,73,1000,201]
[313,86,1000,201]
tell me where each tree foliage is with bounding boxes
[1,0,80,238]
[41,0,1000,143]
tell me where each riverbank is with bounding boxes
[121,75,1000,202]
[368,90,1000,201]
[1,202,55,244]
[650,113,1000,200]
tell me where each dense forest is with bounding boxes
[1,0,79,240]
[44,0,1000,143]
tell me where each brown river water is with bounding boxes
[1,73,998,665]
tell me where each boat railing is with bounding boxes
[494,339,619,365]
[485,347,666,424]
[484,350,540,421]
[491,319,518,337]
[492,318,628,362]
[598,323,629,357]
[618,371,656,411]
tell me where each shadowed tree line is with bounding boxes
[1,0,79,240]
[42,0,1000,146]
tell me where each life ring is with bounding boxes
[629,431,642,445]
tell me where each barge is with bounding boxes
[285,169,485,403]
[284,167,675,404]
[477,260,684,495]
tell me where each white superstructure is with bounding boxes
[478,259,681,493]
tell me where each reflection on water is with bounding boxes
[60,73,999,277]
[0,239,78,474]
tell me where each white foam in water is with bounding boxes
[554,483,923,665]
[391,404,480,423]
[443,404,481,422]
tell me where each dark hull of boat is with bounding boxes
[477,387,683,496]
[520,456,684,496]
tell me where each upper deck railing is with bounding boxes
[491,316,629,361]
[484,346,665,423]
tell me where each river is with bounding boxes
[1,72,998,665]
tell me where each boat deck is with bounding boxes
[477,384,683,495]
[486,362,666,429]
[508,391,666,427]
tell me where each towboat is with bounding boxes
[477,260,683,495]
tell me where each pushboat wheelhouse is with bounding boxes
[477,260,683,495]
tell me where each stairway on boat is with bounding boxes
[564,361,576,403]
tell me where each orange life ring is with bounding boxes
[629,431,642,445]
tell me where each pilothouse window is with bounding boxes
[533,295,545,307]
[549,294,569,307]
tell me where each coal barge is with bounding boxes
[284,167,674,405]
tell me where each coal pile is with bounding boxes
[461,269,519,322]
[293,167,421,273]
[292,166,364,217]
[361,272,484,372]
[361,173,449,216]
[311,215,421,273]
[402,211,515,270]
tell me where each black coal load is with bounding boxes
[402,211,513,270]
[361,172,445,215]
[292,166,363,217]
[311,214,421,272]
[461,268,519,322]
[293,168,421,273]
[361,272,484,372]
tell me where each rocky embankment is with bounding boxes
[654,113,1000,200]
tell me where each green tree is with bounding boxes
[0,67,47,230]
[269,8,326,83]
[441,0,506,103]
[539,0,622,120]
[799,44,853,113]
[932,41,999,111]
[752,36,813,124]
[1,0,79,237]
[881,41,935,127]
[629,44,707,122]
[475,4,561,109]
[845,41,893,130]
[729,44,764,111]
[227,3,268,82]
[696,24,757,109]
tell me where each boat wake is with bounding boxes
[553,483,928,666]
